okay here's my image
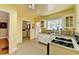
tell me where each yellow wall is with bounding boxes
[0,4,38,54]
[44,7,75,19]
[16,5,76,42]
[16,5,37,20]
[0,4,18,53]
[16,5,37,43]
[0,4,77,54]
[75,5,79,33]
[35,6,75,22]
[32,6,75,40]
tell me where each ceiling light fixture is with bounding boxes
[28,4,35,9]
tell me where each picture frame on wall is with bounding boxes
[0,22,7,28]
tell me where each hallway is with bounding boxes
[11,38,47,55]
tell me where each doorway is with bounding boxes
[35,22,41,39]
[0,11,9,54]
[22,21,31,41]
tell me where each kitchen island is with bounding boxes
[37,33,79,55]
[49,36,79,55]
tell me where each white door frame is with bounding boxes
[22,20,32,42]
[0,8,17,54]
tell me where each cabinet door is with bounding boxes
[66,17,69,27]
[65,15,74,28]
[70,16,73,27]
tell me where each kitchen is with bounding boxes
[36,5,79,55]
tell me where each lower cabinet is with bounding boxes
[49,43,79,55]
[0,38,9,54]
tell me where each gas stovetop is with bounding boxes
[51,37,74,48]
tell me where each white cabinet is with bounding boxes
[64,14,75,28]
[63,14,75,35]
[37,33,55,44]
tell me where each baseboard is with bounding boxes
[9,47,17,54]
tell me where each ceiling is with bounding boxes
[26,4,74,16]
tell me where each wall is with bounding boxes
[0,4,76,54]
[16,5,38,43]
[0,4,38,53]
[0,5,18,53]
[17,5,76,43]
[75,5,79,33]
[0,4,45,54]
[35,6,75,22]
[34,6,75,39]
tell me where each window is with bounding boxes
[46,18,64,31]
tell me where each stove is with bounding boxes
[51,37,74,48]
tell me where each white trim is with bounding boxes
[9,47,17,54]
[0,8,17,54]
[22,20,32,42]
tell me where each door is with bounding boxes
[22,21,31,40]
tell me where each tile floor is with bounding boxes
[11,38,47,55]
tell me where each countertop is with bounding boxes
[39,33,79,52]
[49,36,79,53]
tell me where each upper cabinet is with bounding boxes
[65,14,75,28]
[63,14,75,36]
